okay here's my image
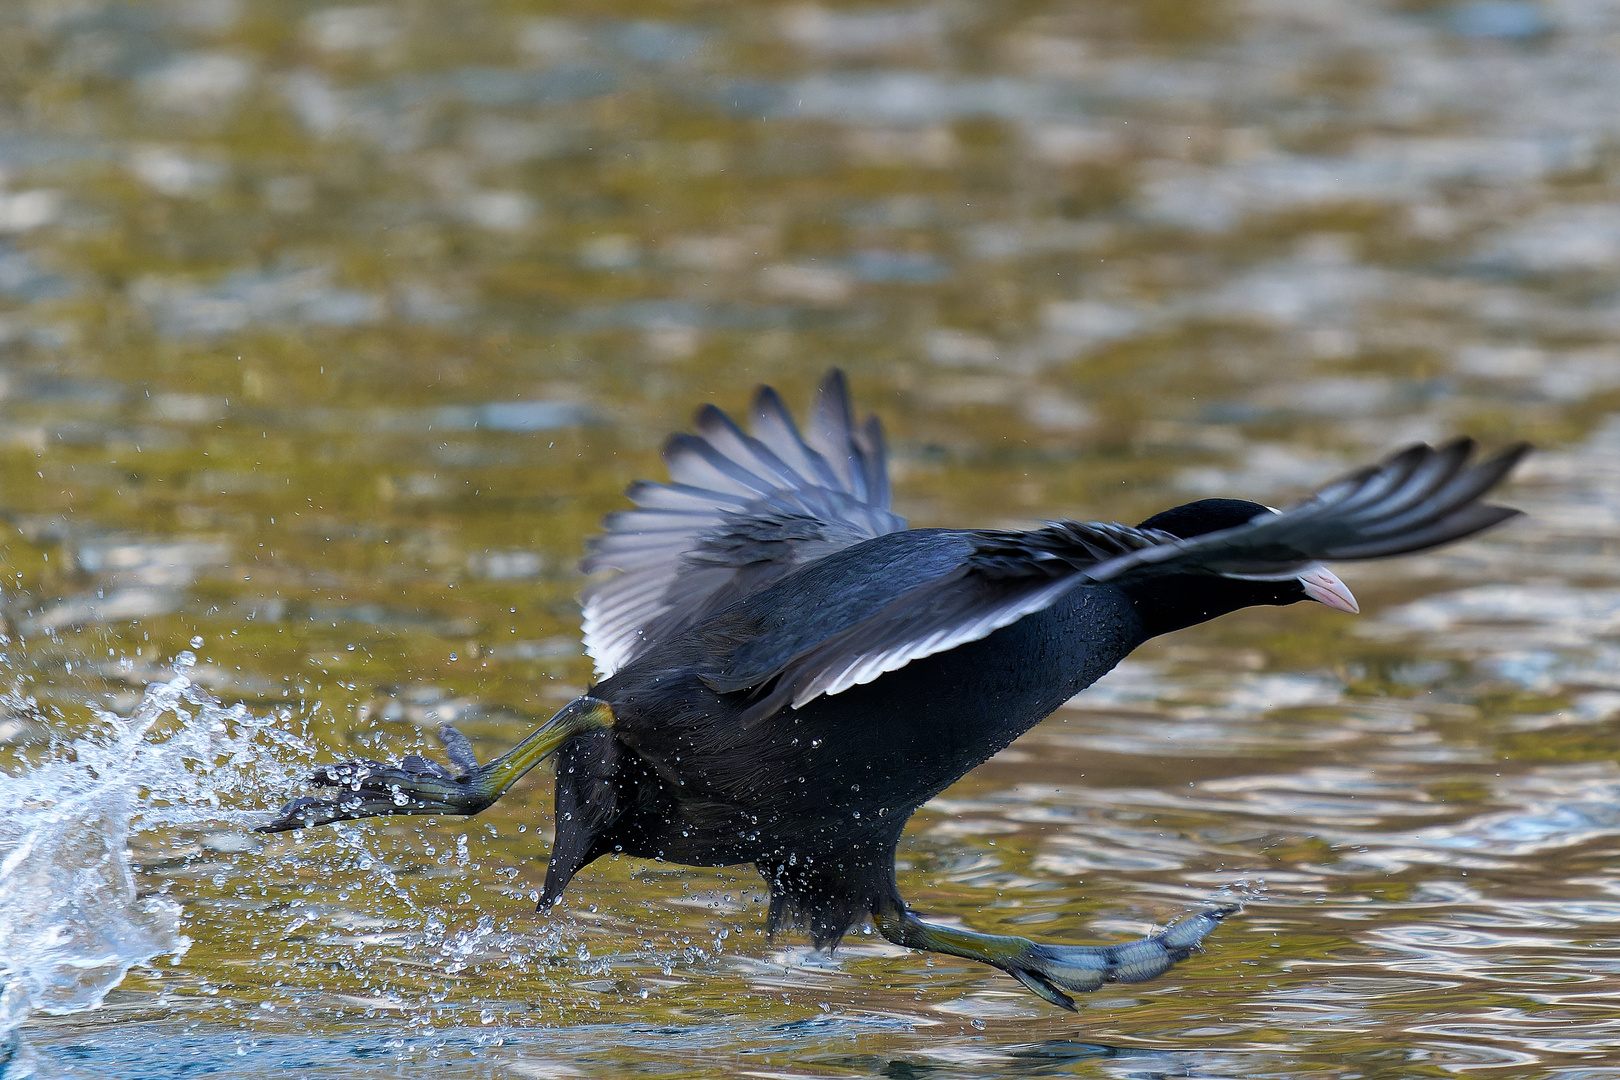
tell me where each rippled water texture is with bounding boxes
[1,0,1618,1075]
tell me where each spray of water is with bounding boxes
[0,648,728,1075]
[0,650,307,1065]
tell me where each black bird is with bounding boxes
[261,372,1528,1009]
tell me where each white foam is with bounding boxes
[0,652,304,1054]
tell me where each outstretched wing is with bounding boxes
[705,438,1528,721]
[1084,437,1530,581]
[581,370,905,678]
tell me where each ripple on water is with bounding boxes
[6,0,1620,1072]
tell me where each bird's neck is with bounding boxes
[1117,574,1273,640]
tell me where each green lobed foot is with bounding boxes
[878,901,1239,1010]
[256,696,614,833]
[999,904,1237,1009]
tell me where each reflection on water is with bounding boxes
[0,0,1619,1075]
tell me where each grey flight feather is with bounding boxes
[580,371,906,678]
[704,439,1527,721]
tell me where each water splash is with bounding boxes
[0,651,305,1068]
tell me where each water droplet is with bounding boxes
[189,636,204,649]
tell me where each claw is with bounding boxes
[1005,965,1078,1011]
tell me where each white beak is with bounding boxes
[1299,565,1359,614]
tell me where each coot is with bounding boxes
[262,372,1527,1008]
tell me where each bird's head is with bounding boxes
[1126,498,1358,638]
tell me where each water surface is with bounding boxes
[2,0,1619,1075]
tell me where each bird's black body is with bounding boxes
[547,521,1303,942]
[558,573,1141,931]
[262,372,1528,1009]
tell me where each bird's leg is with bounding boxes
[874,896,1237,1011]
[256,696,615,833]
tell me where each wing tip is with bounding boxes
[1311,437,1531,559]
[1487,439,1534,475]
